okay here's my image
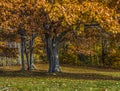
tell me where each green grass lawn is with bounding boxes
[0,64,120,91]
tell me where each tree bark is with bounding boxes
[45,34,60,73]
[46,34,54,73]
[21,36,25,71]
[101,33,106,65]
[29,33,36,70]
[25,47,30,70]
[52,44,60,72]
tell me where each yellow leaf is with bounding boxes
[79,24,84,31]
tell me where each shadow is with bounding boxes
[61,64,120,72]
[58,72,120,81]
[0,70,120,81]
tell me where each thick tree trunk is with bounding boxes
[45,30,70,73]
[46,35,54,73]
[52,44,60,72]
[45,34,60,73]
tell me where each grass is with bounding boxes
[0,64,120,91]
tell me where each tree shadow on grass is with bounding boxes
[58,72,120,81]
[0,70,120,81]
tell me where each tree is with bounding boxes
[0,0,43,70]
[0,0,119,72]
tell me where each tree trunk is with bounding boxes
[25,48,30,70]
[17,43,21,65]
[21,36,25,71]
[46,35,54,73]
[101,34,106,65]
[45,34,60,73]
[52,43,60,72]
[29,33,36,70]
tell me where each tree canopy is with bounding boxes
[0,0,120,72]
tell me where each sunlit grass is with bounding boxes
[0,77,120,91]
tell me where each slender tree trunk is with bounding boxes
[21,36,25,71]
[24,38,30,70]
[25,48,30,70]
[18,43,21,65]
[29,33,36,70]
[101,34,105,65]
